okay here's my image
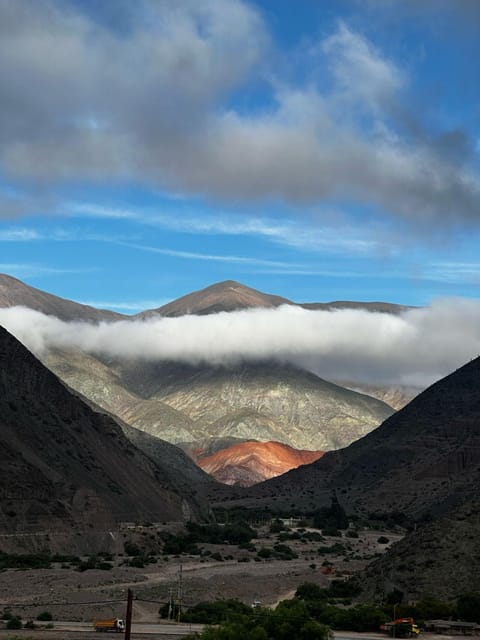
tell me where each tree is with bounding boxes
[457,592,480,623]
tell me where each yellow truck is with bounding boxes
[93,619,125,633]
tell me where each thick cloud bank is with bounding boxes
[1,301,480,387]
[1,1,479,225]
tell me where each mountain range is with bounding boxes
[1,274,399,485]
[2,272,480,598]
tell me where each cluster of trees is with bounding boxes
[183,599,332,640]
[178,585,480,640]
[161,521,257,556]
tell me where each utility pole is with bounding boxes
[177,563,183,622]
[125,589,133,640]
[168,588,174,620]
[393,602,398,639]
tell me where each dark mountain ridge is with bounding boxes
[0,326,209,550]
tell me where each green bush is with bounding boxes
[36,611,53,621]
[457,592,480,623]
[6,617,22,630]
[182,599,251,624]
[272,543,297,560]
[322,528,341,538]
[124,542,142,556]
[269,519,286,533]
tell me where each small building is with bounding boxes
[424,620,480,635]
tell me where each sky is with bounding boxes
[1,0,479,313]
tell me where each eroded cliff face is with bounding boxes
[0,326,209,550]
[195,440,324,486]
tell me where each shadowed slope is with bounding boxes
[0,326,208,540]
[224,356,480,517]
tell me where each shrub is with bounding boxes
[36,611,53,621]
[322,528,341,537]
[182,599,251,624]
[6,617,22,630]
[457,592,480,623]
[124,542,142,556]
[269,519,286,533]
[377,536,389,544]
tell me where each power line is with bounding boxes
[0,599,124,608]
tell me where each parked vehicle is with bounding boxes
[93,619,125,633]
[380,618,420,637]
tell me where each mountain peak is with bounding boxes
[140,280,293,318]
[0,272,123,322]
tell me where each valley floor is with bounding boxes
[0,527,401,623]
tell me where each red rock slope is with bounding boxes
[197,440,324,487]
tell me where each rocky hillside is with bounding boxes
[0,273,123,322]
[223,356,480,518]
[111,360,394,450]
[40,349,393,451]
[359,500,480,600]
[0,326,209,544]
[194,440,323,486]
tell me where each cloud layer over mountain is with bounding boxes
[1,300,479,387]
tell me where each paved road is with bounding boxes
[41,621,206,635]
[1,621,457,640]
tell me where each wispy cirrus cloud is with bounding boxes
[68,201,380,255]
[116,240,305,269]
[0,228,41,241]
[425,262,480,284]
[0,263,92,278]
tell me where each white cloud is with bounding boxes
[68,201,381,255]
[0,2,478,225]
[77,299,170,313]
[1,300,480,387]
[0,263,87,277]
[116,241,304,268]
[0,228,41,241]
[322,21,404,114]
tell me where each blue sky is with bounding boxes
[1,0,479,313]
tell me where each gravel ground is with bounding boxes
[0,527,402,623]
